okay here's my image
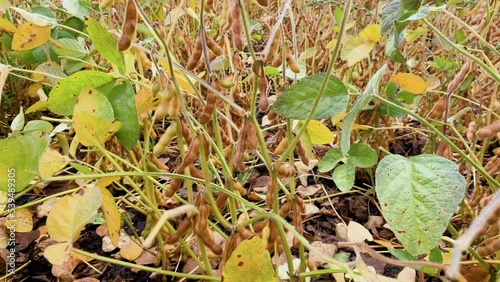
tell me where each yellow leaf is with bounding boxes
[119,237,143,261]
[72,87,121,146]
[341,38,376,67]
[390,73,427,94]
[222,236,276,282]
[40,148,70,178]
[158,58,201,94]
[73,113,121,146]
[26,100,47,114]
[0,191,6,214]
[44,242,71,265]
[304,120,334,145]
[359,24,381,42]
[99,186,121,247]
[46,185,102,242]
[4,208,33,232]
[95,176,121,188]
[135,87,160,115]
[0,17,17,32]
[12,22,50,51]
[331,109,347,126]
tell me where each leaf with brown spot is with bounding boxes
[12,22,51,50]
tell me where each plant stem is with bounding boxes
[277,0,352,165]
[423,18,500,83]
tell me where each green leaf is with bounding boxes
[51,38,86,59]
[341,64,387,155]
[62,0,89,18]
[0,132,50,192]
[10,110,25,133]
[222,236,275,282]
[348,143,377,168]
[375,154,466,257]
[385,29,406,63]
[318,148,344,172]
[400,0,420,11]
[395,6,430,33]
[334,7,343,26]
[380,0,400,33]
[62,17,85,38]
[85,18,125,74]
[378,98,406,117]
[333,162,355,192]
[24,120,53,134]
[47,70,115,116]
[272,73,348,120]
[105,82,140,150]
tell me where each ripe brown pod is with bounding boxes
[117,0,137,51]
[285,48,300,73]
[205,35,224,56]
[296,140,309,165]
[199,89,217,124]
[188,164,205,179]
[258,75,269,111]
[181,136,201,169]
[243,119,258,151]
[186,32,203,70]
[265,178,276,208]
[205,0,214,12]
[274,138,288,155]
[166,218,192,244]
[215,192,229,210]
[477,120,500,139]
[278,201,291,217]
[229,0,244,50]
[277,163,295,178]
[256,0,268,6]
[196,203,210,233]
[180,120,192,144]
[199,231,223,255]
[164,177,183,197]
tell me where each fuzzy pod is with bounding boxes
[205,0,214,12]
[199,230,223,255]
[153,122,177,156]
[243,119,258,151]
[165,218,192,244]
[164,177,183,197]
[155,83,176,119]
[285,47,300,73]
[199,90,217,124]
[277,163,295,178]
[477,120,500,139]
[117,0,137,51]
[265,178,276,208]
[229,0,244,50]
[476,237,500,257]
[188,164,205,180]
[180,136,201,169]
[258,75,269,111]
[186,32,203,70]
[278,201,291,218]
[167,94,180,118]
[205,35,224,56]
[180,120,192,144]
[196,203,210,233]
[274,138,288,155]
[215,191,230,211]
[296,140,309,165]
